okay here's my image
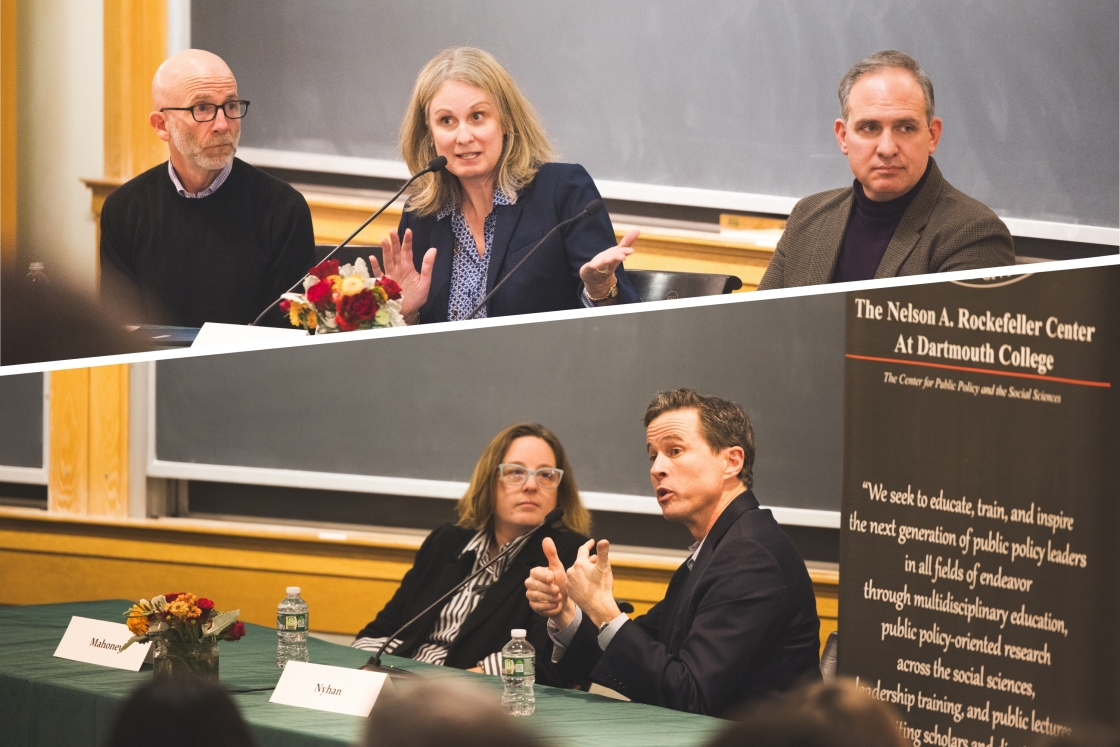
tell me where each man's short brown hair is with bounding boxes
[838,49,935,123]
[643,389,756,489]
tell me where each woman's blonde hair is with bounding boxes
[457,423,590,536]
[399,47,558,217]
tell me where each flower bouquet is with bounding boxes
[122,592,246,680]
[280,257,406,334]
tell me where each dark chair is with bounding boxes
[314,244,383,270]
[627,269,742,302]
[819,630,838,679]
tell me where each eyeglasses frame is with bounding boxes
[159,100,251,122]
[496,464,564,488]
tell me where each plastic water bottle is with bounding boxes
[24,262,50,285]
[276,586,309,668]
[501,628,535,716]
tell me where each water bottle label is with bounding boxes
[277,612,308,631]
[502,655,535,677]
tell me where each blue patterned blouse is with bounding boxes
[438,189,515,321]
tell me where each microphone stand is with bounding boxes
[465,200,603,320]
[360,508,565,679]
[250,155,447,327]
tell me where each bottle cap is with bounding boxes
[286,586,301,595]
[511,628,526,638]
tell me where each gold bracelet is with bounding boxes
[586,282,619,303]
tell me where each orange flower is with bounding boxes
[126,605,149,636]
[166,592,201,621]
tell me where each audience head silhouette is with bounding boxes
[710,679,910,747]
[104,677,259,747]
[361,679,541,747]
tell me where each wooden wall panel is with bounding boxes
[622,238,774,292]
[102,0,166,181]
[88,365,130,517]
[48,369,91,514]
[300,188,779,288]
[0,509,838,653]
[0,0,16,275]
[303,192,402,249]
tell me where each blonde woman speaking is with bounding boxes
[372,47,641,324]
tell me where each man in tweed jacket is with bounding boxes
[759,51,1014,290]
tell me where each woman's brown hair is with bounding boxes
[399,47,558,217]
[457,423,590,536]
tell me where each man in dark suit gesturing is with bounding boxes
[525,389,821,716]
[758,50,1014,289]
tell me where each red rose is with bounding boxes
[196,598,215,620]
[164,593,182,602]
[279,299,290,312]
[306,278,334,309]
[336,311,358,332]
[377,277,402,300]
[308,259,339,280]
[222,621,247,642]
[342,288,378,320]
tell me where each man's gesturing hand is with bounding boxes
[566,539,622,628]
[525,537,576,629]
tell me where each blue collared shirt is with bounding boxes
[167,160,233,199]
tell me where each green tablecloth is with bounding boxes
[0,600,726,747]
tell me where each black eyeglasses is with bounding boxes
[160,100,250,122]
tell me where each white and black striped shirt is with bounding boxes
[352,529,530,674]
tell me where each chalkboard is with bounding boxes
[155,293,845,514]
[193,0,1119,228]
[0,373,44,470]
[839,267,1120,733]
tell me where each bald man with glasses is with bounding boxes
[100,49,314,327]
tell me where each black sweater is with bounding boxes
[356,523,589,687]
[832,164,929,283]
[99,158,315,327]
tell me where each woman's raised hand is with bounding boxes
[579,229,639,301]
[370,228,436,323]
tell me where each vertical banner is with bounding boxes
[839,265,1120,745]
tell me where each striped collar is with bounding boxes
[167,159,233,199]
[459,528,532,575]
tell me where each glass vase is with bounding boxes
[152,638,219,680]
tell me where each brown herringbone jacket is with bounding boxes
[758,159,1015,290]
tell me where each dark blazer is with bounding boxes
[560,491,821,716]
[356,523,589,687]
[758,158,1015,290]
[398,162,640,324]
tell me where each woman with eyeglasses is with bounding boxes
[352,423,591,686]
[371,47,641,324]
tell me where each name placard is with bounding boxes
[52,616,151,671]
[269,661,390,717]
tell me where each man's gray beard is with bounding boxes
[169,123,239,171]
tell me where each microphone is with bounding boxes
[465,199,604,320]
[250,155,448,326]
[360,507,565,678]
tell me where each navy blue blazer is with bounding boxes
[398,162,640,324]
[561,491,822,716]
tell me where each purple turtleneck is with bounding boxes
[831,163,930,283]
